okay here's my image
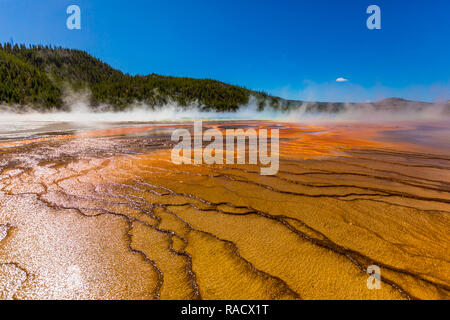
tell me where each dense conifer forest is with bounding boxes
[0,43,280,111]
[1,43,441,115]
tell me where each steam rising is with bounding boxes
[0,95,448,128]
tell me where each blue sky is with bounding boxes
[0,0,449,102]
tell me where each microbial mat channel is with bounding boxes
[0,120,449,300]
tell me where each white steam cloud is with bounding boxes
[0,93,448,140]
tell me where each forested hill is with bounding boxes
[0,43,279,111]
[1,44,446,115]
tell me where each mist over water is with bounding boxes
[0,102,279,123]
[0,96,448,140]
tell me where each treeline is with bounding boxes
[0,43,280,111]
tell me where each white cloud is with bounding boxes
[336,77,349,82]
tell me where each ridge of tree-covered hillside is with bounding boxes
[0,43,280,111]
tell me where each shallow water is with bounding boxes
[0,120,449,299]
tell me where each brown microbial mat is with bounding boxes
[0,120,449,300]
